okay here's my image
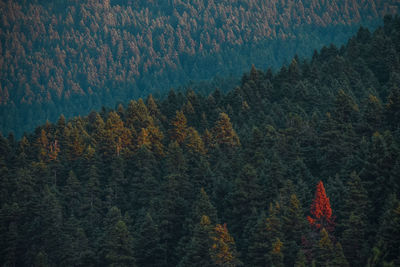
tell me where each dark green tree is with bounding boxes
[133,212,163,267]
[104,220,136,267]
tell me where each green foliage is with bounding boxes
[1,15,400,266]
[133,212,163,267]
[104,220,136,267]
[179,215,214,267]
[0,0,392,137]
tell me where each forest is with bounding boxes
[1,15,400,266]
[1,0,399,137]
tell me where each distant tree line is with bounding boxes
[1,0,399,136]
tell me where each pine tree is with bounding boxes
[268,238,284,267]
[307,181,334,233]
[294,249,307,267]
[184,127,206,154]
[333,89,360,124]
[133,212,163,267]
[281,194,307,266]
[372,195,400,266]
[212,113,240,148]
[210,223,242,266]
[126,99,153,132]
[104,220,136,267]
[82,165,103,234]
[146,94,161,119]
[62,217,94,266]
[314,228,335,266]
[330,242,349,267]
[158,171,189,266]
[170,110,189,145]
[107,156,128,210]
[34,251,49,267]
[193,188,218,225]
[246,212,269,266]
[340,172,368,266]
[127,146,159,214]
[36,186,64,266]
[63,170,82,217]
[362,95,383,134]
[386,83,400,129]
[227,164,262,239]
[179,215,214,267]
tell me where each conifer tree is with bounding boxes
[386,83,400,129]
[107,156,128,210]
[307,181,334,233]
[372,195,400,266]
[333,89,360,124]
[193,188,218,225]
[210,223,242,266]
[246,212,269,266]
[82,165,103,234]
[314,228,335,266]
[133,212,163,267]
[331,242,349,267]
[294,249,307,267]
[126,99,153,132]
[146,94,161,119]
[179,215,214,267]
[36,186,64,266]
[282,194,308,266]
[363,95,383,134]
[227,164,262,239]
[184,127,206,155]
[127,146,159,214]
[212,113,240,148]
[63,170,82,217]
[268,238,284,267]
[34,251,49,267]
[170,111,189,145]
[104,220,136,267]
[340,172,368,266]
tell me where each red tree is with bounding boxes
[307,181,335,232]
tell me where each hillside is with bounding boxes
[1,0,399,137]
[1,15,400,266]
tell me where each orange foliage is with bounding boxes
[307,181,335,232]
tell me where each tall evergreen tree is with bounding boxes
[307,181,335,233]
[179,215,214,267]
[133,212,163,267]
[210,223,242,267]
[104,220,136,267]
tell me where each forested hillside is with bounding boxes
[1,15,400,266]
[1,0,399,137]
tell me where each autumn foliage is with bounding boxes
[307,181,335,232]
[211,223,241,266]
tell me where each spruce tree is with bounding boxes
[133,212,163,267]
[104,220,136,267]
[246,212,269,266]
[210,223,242,266]
[179,215,214,267]
[340,172,369,266]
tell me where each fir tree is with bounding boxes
[179,215,214,267]
[307,181,335,233]
[212,113,240,148]
[104,220,136,267]
[210,223,242,267]
[133,212,163,267]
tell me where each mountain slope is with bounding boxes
[1,0,399,136]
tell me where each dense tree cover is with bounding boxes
[1,15,400,266]
[1,0,400,137]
